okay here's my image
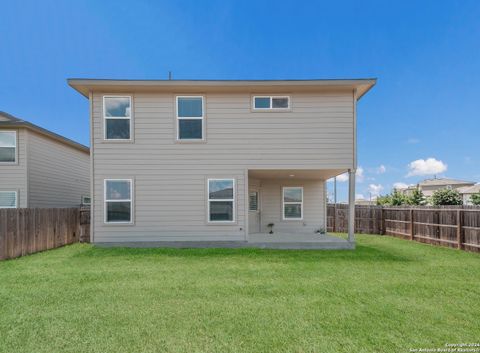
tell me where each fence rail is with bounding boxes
[327,204,480,252]
[0,207,90,261]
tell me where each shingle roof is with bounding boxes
[418,178,476,187]
[0,111,89,154]
[458,184,480,194]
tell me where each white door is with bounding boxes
[248,189,261,233]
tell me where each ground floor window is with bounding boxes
[283,186,303,220]
[208,179,235,222]
[0,191,17,208]
[104,179,133,223]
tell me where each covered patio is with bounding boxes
[246,168,356,250]
[247,232,353,249]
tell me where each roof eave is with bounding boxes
[0,120,89,154]
[67,78,377,100]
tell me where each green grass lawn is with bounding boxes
[0,235,479,353]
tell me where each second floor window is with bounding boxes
[253,96,290,110]
[177,96,204,140]
[0,131,16,163]
[104,96,131,140]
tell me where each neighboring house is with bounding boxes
[69,78,376,248]
[399,178,476,198]
[0,112,90,208]
[458,184,480,205]
[355,198,377,206]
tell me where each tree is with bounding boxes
[390,189,407,206]
[470,192,480,205]
[407,187,426,206]
[431,188,463,206]
[376,194,392,206]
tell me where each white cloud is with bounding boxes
[329,166,364,183]
[368,184,384,196]
[376,165,386,174]
[406,138,420,144]
[335,173,349,182]
[393,182,409,190]
[356,167,364,182]
[406,158,447,177]
[355,193,365,200]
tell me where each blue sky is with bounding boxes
[1,0,479,201]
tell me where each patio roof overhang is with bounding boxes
[248,169,346,180]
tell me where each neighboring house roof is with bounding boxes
[418,178,476,187]
[458,184,480,194]
[0,111,89,154]
[68,78,377,100]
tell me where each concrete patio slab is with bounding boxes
[95,233,355,250]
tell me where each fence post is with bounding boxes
[380,207,385,235]
[333,204,337,233]
[410,208,414,241]
[457,209,463,250]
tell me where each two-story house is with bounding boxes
[0,111,90,208]
[69,79,376,249]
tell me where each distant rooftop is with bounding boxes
[0,111,89,153]
[457,184,480,194]
[418,178,476,187]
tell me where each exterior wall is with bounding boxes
[463,194,473,205]
[27,130,89,207]
[91,90,354,242]
[0,128,28,207]
[420,184,475,198]
[252,179,326,234]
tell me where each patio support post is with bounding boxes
[348,169,355,242]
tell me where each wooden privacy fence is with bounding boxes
[327,204,480,252]
[0,207,91,261]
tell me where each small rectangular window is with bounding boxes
[283,187,303,220]
[272,97,289,108]
[81,195,91,205]
[253,96,290,110]
[249,191,258,211]
[177,96,204,140]
[104,179,133,223]
[208,179,235,222]
[0,131,17,163]
[104,96,131,140]
[0,191,17,208]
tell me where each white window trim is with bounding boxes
[103,96,132,141]
[0,191,18,208]
[104,179,133,224]
[0,130,17,164]
[282,186,303,220]
[176,96,205,141]
[207,178,235,223]
[252,96,290,110]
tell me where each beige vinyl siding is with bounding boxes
[91,91,353,242]
[0,128,27,207]
[257,179,325,234]
[27,130,89,208]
